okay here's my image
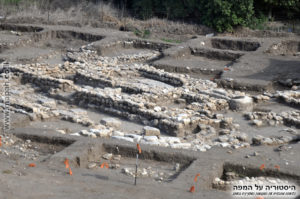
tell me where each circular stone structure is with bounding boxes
[229,96,253,112]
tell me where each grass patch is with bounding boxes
[134,29,151,39]
[2,169,13,174]
[161,38,181,43]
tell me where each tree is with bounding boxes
[263,0,300,20]
[199,0,255,32]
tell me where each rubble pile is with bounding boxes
[276,90,300,107]
[244,110,300,128]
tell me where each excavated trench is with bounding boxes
[211,38,261,52]
[267,40,300,56]
[152,38,259,79]
[213,162,300,191]
[90,142,195,182]
[0,24,44,32]
[0,24,105,64]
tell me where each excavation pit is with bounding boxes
[211,38,261,52]
[0,25,105,64]
[84,142,194,182]
[1,131,72,162]
[0,21,300,198]
[213,163,300,191]
[266,40,300,56]
[153,56,230,78]
[0,24,44,33]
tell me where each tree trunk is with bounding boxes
[268,6,273,21]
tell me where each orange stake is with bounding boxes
[260,164,265,171]
[194,173,200,182]
[101,162,109,169]
[256,196,264,199]
[28,163,36,167]
[0,135,2,147]
[274,165,280,170]
[137,143,142,154]
[189,185,195,193]
[69,167,73,175]
[64,158,70,169]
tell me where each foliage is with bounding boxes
[161,38,181,43]
[199,0,255,32]
[248,12,269,30]
[1,0,300,32]
[262,0,300,19]
[263,0,299,7]
[0,0,22,5]
[131,0,255,32]
[134,28,151,38]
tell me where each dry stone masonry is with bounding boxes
[0,24,299,155]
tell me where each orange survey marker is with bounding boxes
[189,185,195,193]
[260,164,265,171]
[194,173,200,182]
[0,135,2,147]
[100,162,109,169]
[64,158,70,169]
[28,163,36,167]
[137,143,142,154]
[69,167,73,175]
[256,196,264,199]
[274,165,280,170]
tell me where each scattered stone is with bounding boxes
[56,130,66,134]
[100,118,121,128]
[218,135,229,142]
[102,153,113,160]
[225,172,237,180]
[113,155,121,161]
[143,126,161,136]
[87,163,97,169]
[174,163,180,172]
[111,163,120,169]
[252,119,263,127]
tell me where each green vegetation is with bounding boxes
[1,0,21,5]
[262,0,300,19]
[161,38,181,43]
[199,0,255,32]
[122,0,300,32]
[1,0,300,33]
[2,169,13,174]
[134,29,151,38]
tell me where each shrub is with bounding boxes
[131,0,255,32]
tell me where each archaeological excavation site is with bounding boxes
[0,21,299,198]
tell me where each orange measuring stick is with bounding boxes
[64,158,70,169]
[69,167,73,175]
[194,173,200,182]
[137,143,142,154]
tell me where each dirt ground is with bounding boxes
[0,23,299,199]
